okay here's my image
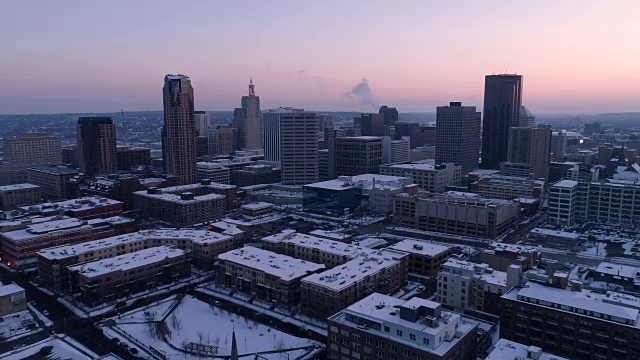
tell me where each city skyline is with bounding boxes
[2,1,640,114]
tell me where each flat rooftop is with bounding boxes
[26,165,79,175]
[530,228,580,239]
[382,162,436,171]
[302,249,407,291]
[263,230,374,258]
[0,183,40,191]
[304,173,410,191]
[241,202,273,210]
[2,218,91,242]
[442,259,507,287]
[308,229,351,241]
[0,283,24,297]
[69,246,187,278]
[20,197,122,213]
[219,246,325,281]
[486,339,569,360]
[595,262,640,280]
[489,242,538,253]
[552,179,579,188]
[503,282,640,327]
[37,229,233,260]
[387,239,451,257]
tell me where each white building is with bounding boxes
[486,339,568,360]
[547,179,579,226]
[382,136,410,164]
[195,162,231,184]
[379,161,461,193]
[263,107,318,185]
[471,174,544,200]
[437,259,520,314]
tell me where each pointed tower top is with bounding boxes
[230,329,239,360]
[249,79,255,96]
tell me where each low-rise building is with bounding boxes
[240,202,274,217]
[480,242,540,271]
[393,191,519,239]
[0,283,27,316]
[486,339,569,360]
[68,246,191,305]
[379,161,461,193]
[592,262,640,291]
[304,174,416,215]
[37,229,234,293]
[501,282,640,360]
[0,183,42,210]
[196,162,231,184]
[19,196,124,220]
[387,239,452,276]
[529,228,581,246]
[132,180,237,226]
[231,164,281,187]
[437,260,520,315]
[218,246,325,307]
[1,216,135,270]
[469,174,544,200]
[327,293,478,360]
[116,146,151,170]
[300,248,408,318]
[26,165,79,200]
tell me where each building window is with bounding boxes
[423,338,430,345]
[397,330,403,336]
[409,333,416,341]
[384,326,390,333]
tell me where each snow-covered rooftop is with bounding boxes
[486,339,569,360]
[595,262,640,280]
[489,242,538,254]
[331,292,477,355]
[387,239,451,257]
[69,246,187,277]
[304,174,410,191]
[218,246,325,281]
[0,282,24,297]
[308,229,351,241]
[264,230,375,258]
[352,237,388,248]
[383,162,436,171]
[302,249,407,291]
[503,282,640,327]
[241,202,273,211]
[0,183,40,192]
[530,228,580,239]
[20,196,122,213]
[442,260,507,287]
[552,179,579,188]
[2,218,91,242]
[37,229,233,260]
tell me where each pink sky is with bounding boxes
[1,1,639,114]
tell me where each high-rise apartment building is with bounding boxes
[317,114,334,134]
[335,136,382,176]
[263,107,318,185]
[233,79,261,150]
[77,117,118,176]
[505,127,551,180]
[379,105,399,126]
[2,133,62,184]
[326,126,359,180]
[481,74,523,169]
[435,102,481,174]
[193,111,209,136]
[162,74,197,185]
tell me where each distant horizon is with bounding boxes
[2,1,639,114]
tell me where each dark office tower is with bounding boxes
[394,122,420,145]
[518,106,536,128]
[354,113,385,136]
[317,114,334,134]
[77,117,117,176]
[162,74,196,185]
[233,79,261,150]
[481,74,523,169]
[435,102,481,174]
[506,127,552,180]
[379,105,399,126]
[583,121,602,135]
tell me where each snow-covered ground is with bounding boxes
[0,335,97,360]
[0,309,40,342]
[580,241,607,258]
[104,295,322,360]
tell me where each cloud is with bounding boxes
[344,78,378,109]
[297,69,307,75]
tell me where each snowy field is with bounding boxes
[104,294,322,360]
[0,335,97,360]
[0,309,40,342]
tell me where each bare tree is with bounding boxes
[170,312,183,332]
[244,317,250,327]
[197,330,205,344]
[213,334,221,347]
[275,337,286,351]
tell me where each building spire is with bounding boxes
[249,78,255,96]
[230,328,239,360]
